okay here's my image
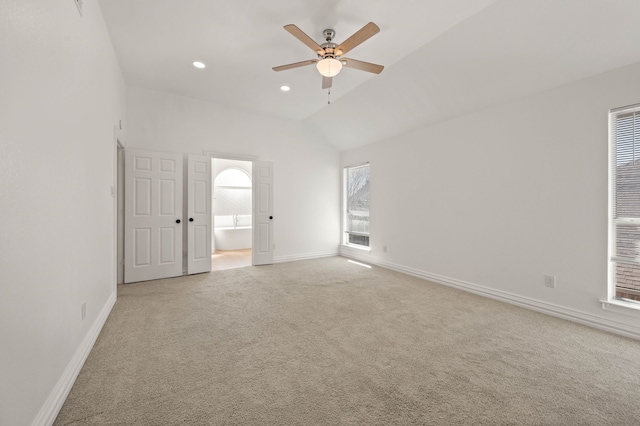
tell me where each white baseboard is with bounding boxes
[340,249,640,341]
[274,250,339,264]
[32,291,117,426]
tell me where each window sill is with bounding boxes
[341,243,371,252]
[600,299,640,315]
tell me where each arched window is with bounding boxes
[215,168,251,188]
[214,168,252,219]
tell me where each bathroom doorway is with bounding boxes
[211,158,253,271]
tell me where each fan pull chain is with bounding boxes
[328,88,331,105]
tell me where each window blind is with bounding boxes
[611,107,640,262]
[611,104,640,301]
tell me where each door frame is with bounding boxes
[113,125,126,287]
[205,151,259,265]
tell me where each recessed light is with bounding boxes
[280,85,290,92]
[192,61,206,69]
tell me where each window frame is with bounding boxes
[343,162,370,250]
[607,103,640,309]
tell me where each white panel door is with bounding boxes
[187,155,211,274]
[124,149,183,283]
[253,161,273,265]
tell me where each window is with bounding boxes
[344,163,370,247]
[610,104,640,303]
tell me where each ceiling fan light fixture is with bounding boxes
[316,58,342,77]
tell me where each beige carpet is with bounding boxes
[55,257,640,425]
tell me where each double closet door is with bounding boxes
[123,149,210,283]
[123,149,274,284]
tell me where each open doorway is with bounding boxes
[211,158,253,271]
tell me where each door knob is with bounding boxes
[176,219,181,224]
[269,216,273,219]
[189,218,194,222]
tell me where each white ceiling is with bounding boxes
[99,0,640,151]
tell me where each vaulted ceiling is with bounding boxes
[99,0,640,151]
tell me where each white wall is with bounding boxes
[0,1,125,424]
[126,86,341,262]
[341,62,640,338]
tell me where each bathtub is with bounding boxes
[213,215,252,250]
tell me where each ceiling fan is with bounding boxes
[273,22,384,89]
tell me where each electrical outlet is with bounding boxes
[544,275,556,288]
[81,302,86,320]
[383,245,388,253]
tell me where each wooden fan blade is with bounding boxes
[272,59,318,72]
[342,58,384,74]
[322,76,332,89]
[335,22,380,56]
[284,24,326,55]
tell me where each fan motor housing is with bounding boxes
[320,29,340,58]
